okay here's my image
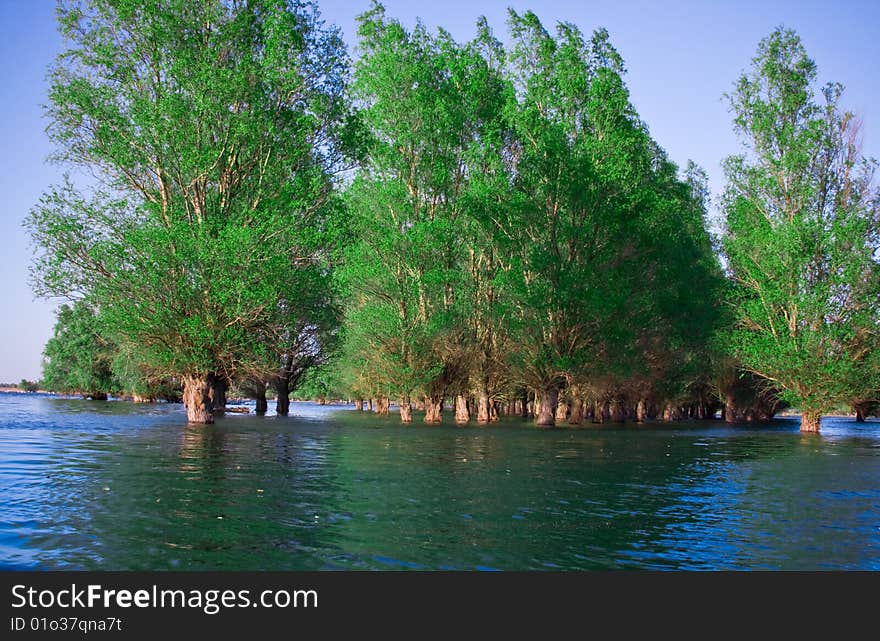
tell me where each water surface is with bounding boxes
[1,392,878,570]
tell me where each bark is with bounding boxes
[801,411,821,433]
[87,392,108,401]
[399,396,413,423]
[455,395,470,424]
[183,374,214,424]
[536,387,559,427]
[555,400,569,423]
[855,406,866,423]
[375,397,390,415]
[490,401,499,422]
[355,399,364,411]
[610,399,625,423]
[592,400,606,424]
[424,395,443,424]
[568,399,583,425]
[636,399,647,423]
[275,378,290,416]
[367,398,374,412]
[210,375,227,413]
[477,390,490,423]
[724,394,738,424]
[520,390,530,418]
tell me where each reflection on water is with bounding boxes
[0,392,878,570]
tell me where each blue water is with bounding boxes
[1,392,878,570]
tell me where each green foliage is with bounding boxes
[18,380,41,393]
[42,301,114,396]
[27,0,351,397]
[722,27,880,419]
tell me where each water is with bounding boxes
[1,392,878,571]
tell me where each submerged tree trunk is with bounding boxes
[399,396,412,423]
[636,399,647,423]
[724,394,738,424]
[275,378,290,416]
[854,405,866,422]
[252,380,268,414]
[183,374,214,424]
[367,398,374,412]
[536,387,559,427]
[87,392,108,401]
[424,395,443,424]
[592,400,606,424]
[477,390,490,423]
[520,390,530,419]
[610,399,625,423]
[210,374,227,413]
[455,395,470,424]
[568,399,583,425]
[555,400,569,423]
[375,397,390,415]
[355,399,364,411]
[801,411,821,433]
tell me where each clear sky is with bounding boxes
[1,0,877,382]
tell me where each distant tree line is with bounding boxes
[28,1,879,432]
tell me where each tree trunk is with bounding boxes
[536,387,558,427]
[275,378,290,416]
[801,411,821,433]
[520,390,530,418]
[568,399,583,425]
[355,399,364,411]
[367,398,373,412]
[855,406,866,423]
[375,397,390,415]
[455,395,470,424]
[592,400,606,424]
[424,395,443,424]
[636,399,647,423]
[610,399,625,423]
[555,400,569,423]
[477,390,490,423]
[210,375,227,413]
[724,394,737,424]
[399,396,412,423]
[88,392,108,401]
[183,374,214,424]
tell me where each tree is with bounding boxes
[341,3,508,423]
[42,301,114,399]
[27,0,351,422]
[722,28,880,432]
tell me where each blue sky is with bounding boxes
[1,0,878,382]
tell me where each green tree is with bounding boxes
[27,0,351,422]
[342,3,509,423]
[722,28,880,432]
[42,301,114,399]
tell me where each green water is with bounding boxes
[1,392,878,570]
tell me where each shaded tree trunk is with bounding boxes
[399,396,412,423]
[275,378,290,416]
[610,398,625,423]
[592,400,606,424]
[724,394,738,424]
[568,399,583,425]
[252,380,268,414]
[477,389,490,423]
[854,405,866,423]
[87,392,108,401]
[210,374,227,413]
[367,398,374,412]
[801,411,821,433]
[520,390,530,418]
[536,387,558,427]
[455,395,470,424]
[355,399,364,411]
[424,395,443,424]
[183,374,214,424]
[555,400,569,423]
[636,399,647,423]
